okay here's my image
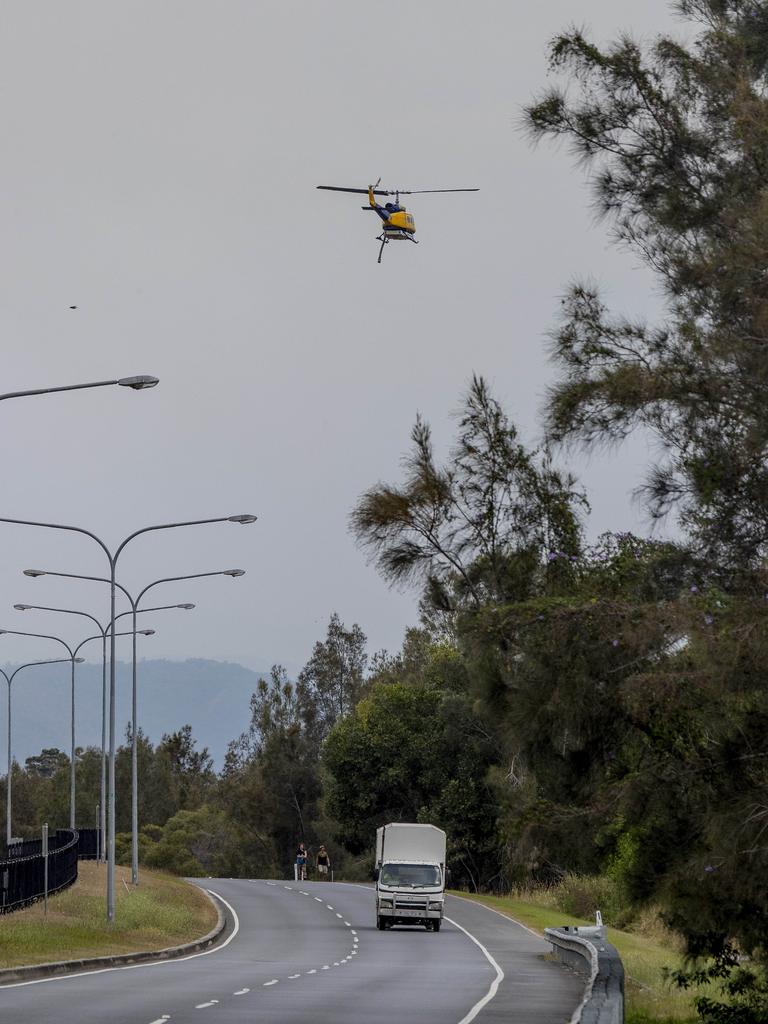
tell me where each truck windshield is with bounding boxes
[380,863,441,887]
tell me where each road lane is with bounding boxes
[0,879,582,1023]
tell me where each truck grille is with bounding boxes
[394,898,428,912]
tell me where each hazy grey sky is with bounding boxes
[0,1,678,675]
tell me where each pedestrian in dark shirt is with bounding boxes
[316,845,331,879]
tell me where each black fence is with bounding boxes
[0,829,79,914]
[76,827,101,860]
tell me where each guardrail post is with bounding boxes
[42,823,49,916]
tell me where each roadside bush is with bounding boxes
[551,872,623,924]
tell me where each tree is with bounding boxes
[351,375,586,611]
[322,679,499,888]
[525,0,768,575]
[220,665,322,872]
[298,613,368,735]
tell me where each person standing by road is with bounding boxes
[295,842,308,881]
[316,845,331,879]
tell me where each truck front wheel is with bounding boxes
[376,915,386,930]
[431,919,441,932]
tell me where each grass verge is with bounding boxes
[0,861,218,969]
[450,891,701,1024]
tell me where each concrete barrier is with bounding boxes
[545,922,624,1024]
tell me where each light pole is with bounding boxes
[0,513,256,921]
[0,630,82,828]
[68,627,155,859]
[22,568,244,885]
[0,376,159,403]
[12,602,192,861]
[2,657,81,846]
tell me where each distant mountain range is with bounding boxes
[4,658,269,770]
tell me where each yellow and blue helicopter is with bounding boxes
[316,179,479,263]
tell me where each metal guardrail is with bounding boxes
[545,921,624,1024]
[0,828,79,914]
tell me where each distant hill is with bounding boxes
[4,658,269,770]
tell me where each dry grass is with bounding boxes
[0,861,217,968]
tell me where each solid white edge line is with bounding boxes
[446,892,544,941]
[0,888,241,990]
[444,915,505,1024]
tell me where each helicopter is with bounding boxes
[316,179,479,263]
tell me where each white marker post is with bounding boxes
[42,822,49,916]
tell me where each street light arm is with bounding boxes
[0,376,159,402]
[8,656,77,685]
[0,518,112,563]
[0,379,120,401]
[74,630,144,657]
[23,569,133,605]
[13,604,105,636]
[135,571,234,606]
[114,517,244,564]
[111,604,192,629]
[0,629,74,659]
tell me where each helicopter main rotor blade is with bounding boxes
[397,188,480,194]
[316,186,390,196]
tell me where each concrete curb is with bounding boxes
[0,887,226,986]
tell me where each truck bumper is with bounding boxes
[378,907,443,921]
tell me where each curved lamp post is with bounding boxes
[0,513,256,920]
[0,630,80,829]
[0,626,153,832]
[2,656,80,846]
[22,568,244,884]
[0,375,159,403]
[13,602,192,861]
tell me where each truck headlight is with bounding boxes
[379,898,394,908]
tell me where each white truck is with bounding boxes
[374,823,447,932]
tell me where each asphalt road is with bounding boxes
[0,879,583,1023]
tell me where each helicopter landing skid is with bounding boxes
[375,232,418,264]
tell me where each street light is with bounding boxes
[0,375,159,403]
[0,627,155,831]
[22,567,243,884]
[0,630,81,828]
[10,601,161,861]
[2,657,81,846]
[2,513,257,920]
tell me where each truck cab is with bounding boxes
[375,823,447,932]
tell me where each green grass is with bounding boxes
[450,891,702,1023]
[0,861,218,968]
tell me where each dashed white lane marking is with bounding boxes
[314,896,323,902]
[351,929,357,935]
[335,912,343,918]
[263,979,279,987]
[148,1017,170,1023]
[288,973,301,979]
[321,965,330,970]
[306,969,317,975]
[444,915,505,1024]
[325,904,334,910]
[195,1000,219,1008]
[344,920,351,926]
[0,889,240,990]
[284,885,293,890]
[233,988,250,995]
